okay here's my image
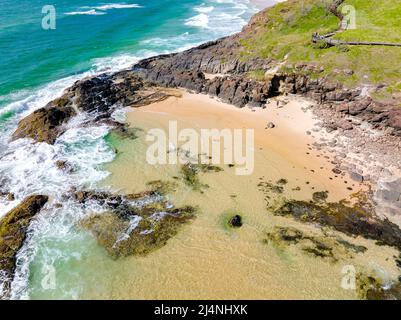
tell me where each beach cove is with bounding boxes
[1,0,401,300]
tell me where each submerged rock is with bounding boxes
[76,189,197,258]
[356,273,401,300]
[264,226,366,262]
[82,206,196,258]
[180,163,223,191]
[0,195,48,299]
[276,179,288,185]
[274,197,401,251]
[312,191,329,202]
[229,215,243,228]
[258,180,285,195]
[110,125,143,140]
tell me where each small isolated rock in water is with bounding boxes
[266,122,275,129]
[350,172,364,183]
[55,160,74,173]
[229,215,243,228]
[6,193,15,201]
[56,160,66,169]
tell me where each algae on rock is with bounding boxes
[180,163,223,191]
[263,226,366,262]
[77,189,197,258]
[356,272,401,300]
[0,195,48,299]
[273,198,401,251]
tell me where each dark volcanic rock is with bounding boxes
[12,72,176,145]
[229,215,243,228]
[70,72,145,116]
[0,195,48,299]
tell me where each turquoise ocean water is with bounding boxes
[0,0,262,299]
[0,0,259,119]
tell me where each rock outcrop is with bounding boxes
[0,195,48,299]
[74,188,197,258]
[12,72,177,144]
[135,49,401,135]
[11,3,401,144]
[12,98,76,144]
[274,198,401,251]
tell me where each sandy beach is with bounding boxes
[91,90,399,299]
[118,90,363,201]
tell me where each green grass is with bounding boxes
[240,0,401,102]
[246,69,266,80]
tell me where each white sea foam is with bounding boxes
[185,13,210,28]
[74,3,143,14]
[0,48,164,298]
[0,49,166,221]
[10,198,111,299]
[194,6,215,13]
[185,0,257,35]
[139,32,200,54]
[94,3,142,11]
[91,51,157,73]
[65,10,106,16]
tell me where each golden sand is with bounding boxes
[89,91,399,299]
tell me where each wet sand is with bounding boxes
[92,91,399,299]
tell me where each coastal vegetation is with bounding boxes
[240,0,401,101]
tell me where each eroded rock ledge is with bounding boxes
[72,187,197,259]
[134,48,401,135]
[12,72,178,144]
[0,195,48,299]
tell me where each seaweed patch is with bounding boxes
[263,226,367,262]
[76,190,197,258]
[180,163,223,191]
